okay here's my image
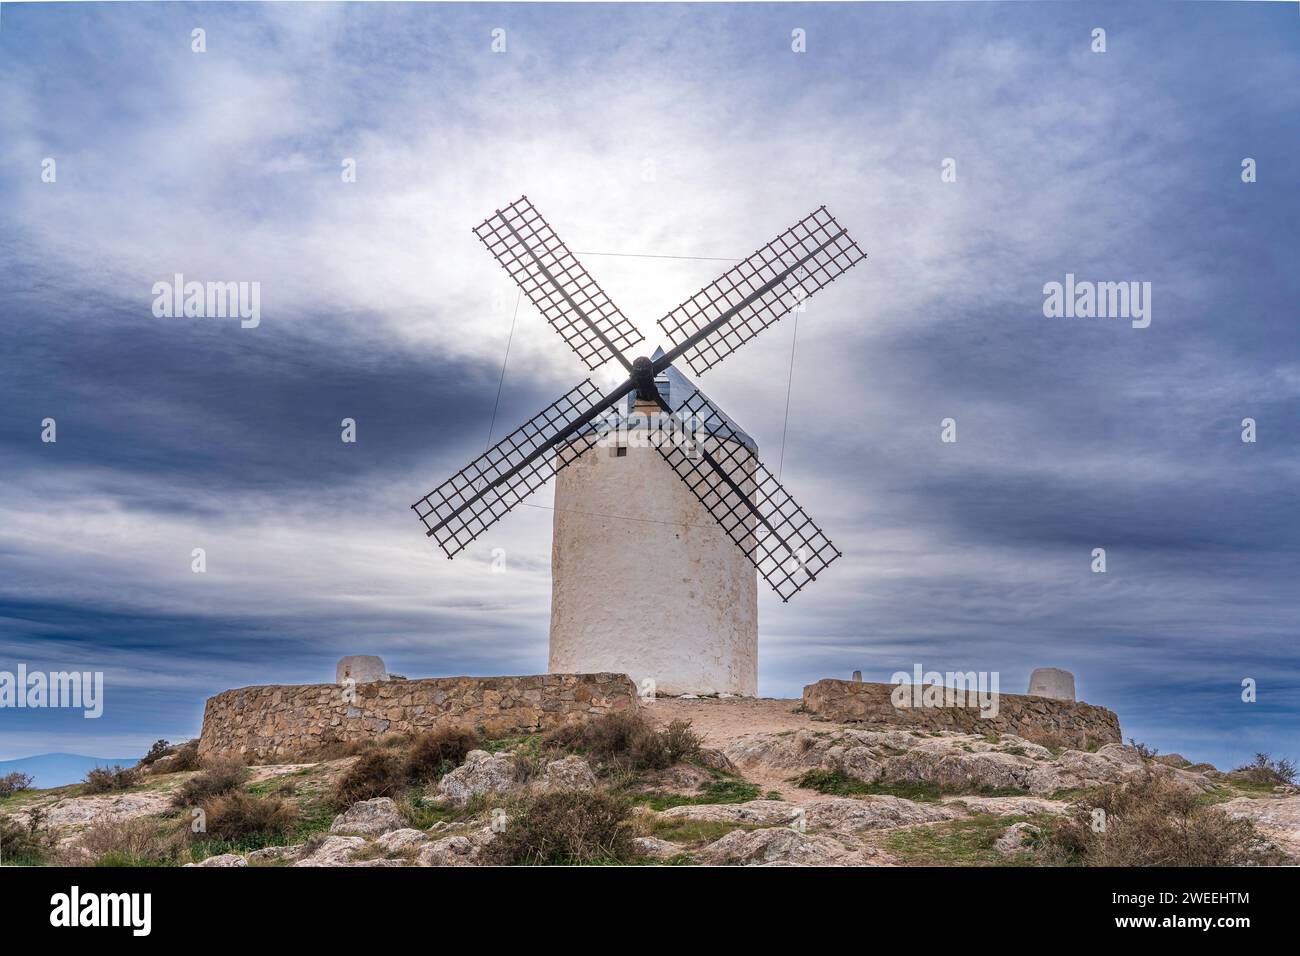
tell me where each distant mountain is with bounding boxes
[0,753,138,790]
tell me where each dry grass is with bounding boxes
[1037,771,1285,866]
[197,792,298,842]
[167,741,202,772]
[170,757,247,809]
[0,772,34,798]
[83,764,141,794]
[484,789,639,865]
[542,711,702,772]
[61,815,184,866]
[0,807,53,865]
[331,750,407,809]
[1232,753,1297,788]
[407,726,481,783]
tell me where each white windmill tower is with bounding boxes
[413,197,866,696]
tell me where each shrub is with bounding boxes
[407,726,481,783]
[170,757,247,809]
[661,720,704,764]
[197,792,298,843]
[0,808,53,864]
[141,740,171,766]
[168,741,202,772]
[1233,753,1297,788]
[543,710,696,771]
[485,789,638,865]
[63,815,182,866]
[1037,771,1283,866]
[1127,739,1158,760]
[332,750,406,809]
[83,764,140,794]
[0,772,35,798]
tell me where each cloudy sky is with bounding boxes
[1,2,1296,771]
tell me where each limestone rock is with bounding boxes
[942,795,1066,816]
[436,750,521,805]
[993,821,1040,855]
[634,836,684,860]
[1220,796,1300,859]
[20,792,174,829]
[184,853,247,867]
[538,755,597,792]
[417,834,482,867]
[375,828,430,854]
[294,835,367,867]
[658,800,802,827]
[883,748,1039,794]
[329,797,406,836]
[699,827,855,866]
[804,796,957,835]
[246,844,305,864]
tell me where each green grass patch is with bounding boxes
[484,734,541,757]
[633,779,760,811]
[647,817,751,845]
[883,813,1042,866]
[795,769,1025,803]
[795,768,942,802]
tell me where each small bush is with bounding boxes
[407,726,481,783]
[0,772,35,798]
[1037,771,1283,866]
[83,764,140,794]
[64,815,182,866]
[1128,738,1158,760]
[168,741,202,772]
[141,739,171,766]
[661,720,704,764]
[0,808,53,865]
[332,750,406,809]
[485,789,638,865]
[1233,753,1297,788]
[543,711,696,771]
[170,757,247,809]
[197,792,298,843]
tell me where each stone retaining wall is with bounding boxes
[199,673,637,763]
[802,680,1121,750]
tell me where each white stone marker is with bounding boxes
[336,655,387,685]
[1027,667,1076,701]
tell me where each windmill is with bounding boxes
[413,196,866,694]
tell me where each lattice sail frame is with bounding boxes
[473,196,643,371]
[652,390,842,601]
[657,206,866,376]
[412,380,610,558]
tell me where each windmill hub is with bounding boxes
[630,355,658,401]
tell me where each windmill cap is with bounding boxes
[622,347,758,453]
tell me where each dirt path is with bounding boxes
[646,696,816,746]
[647,696,841,801]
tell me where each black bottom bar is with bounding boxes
[0,864,1284,942]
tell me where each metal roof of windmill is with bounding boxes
[623,347,758,453]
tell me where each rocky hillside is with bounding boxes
[1,697,1295,867]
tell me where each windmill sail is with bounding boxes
[473,196,642,372]
[656,206,866,376]
[413,380,615,557]
[652,388,841,601]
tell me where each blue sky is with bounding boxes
[0,2,1296,772]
